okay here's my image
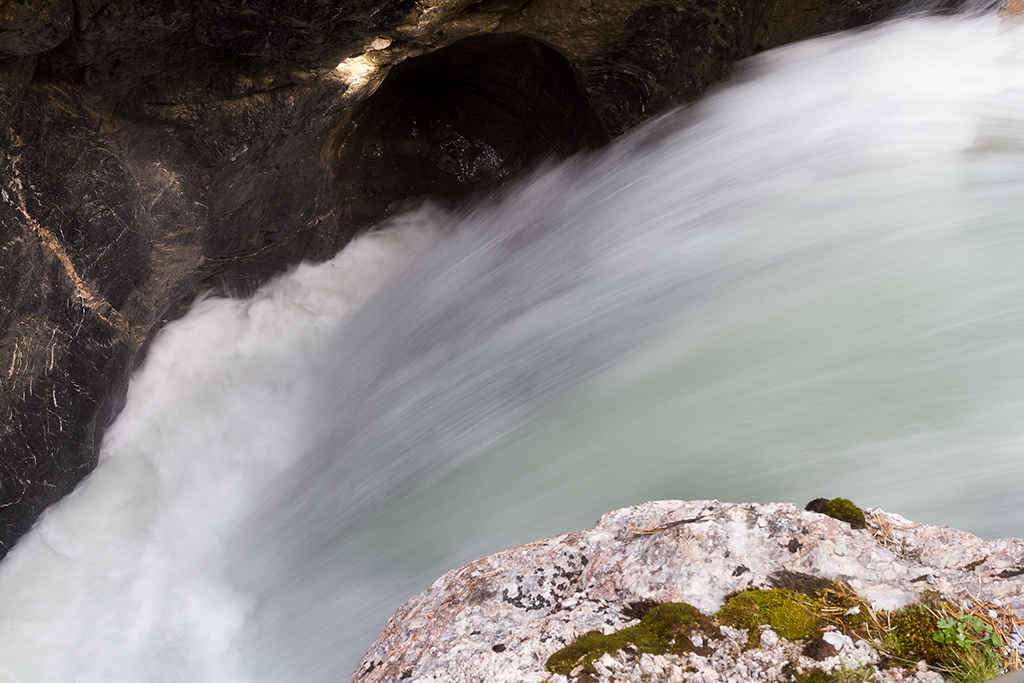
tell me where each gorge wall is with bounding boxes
[1,0,911,557]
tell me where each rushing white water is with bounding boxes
[2,15,1024,683]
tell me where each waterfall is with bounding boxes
[1,15,1023,683]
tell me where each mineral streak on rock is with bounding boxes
[350,500,1024,683]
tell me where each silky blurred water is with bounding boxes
[1,15,1024,683]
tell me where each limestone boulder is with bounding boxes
[351,500,1024,683]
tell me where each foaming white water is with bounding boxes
[0,225,435,681]
[3,15,1024,683]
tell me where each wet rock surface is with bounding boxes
[350,500,1024,683]
[2,0,914,555]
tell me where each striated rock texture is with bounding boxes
[2,0,910,555]
[350,500,1024,683]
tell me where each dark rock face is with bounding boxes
[498,0,899,136]
[1,0,903,557]
[0,0,72,58]
[336,33,609,230]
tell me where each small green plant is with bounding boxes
[942,646,1004,683]
[831,664,876,683]
[933,611,1001,656]
[932,610,1003,683]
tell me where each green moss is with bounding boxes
[546,581,999,683]
[719,588,818,641]
[638,602,716,649]
[822,498,867,529]
[868,592,1007,683]
[770,572,867,635]
[546,630,615,676]
[770,571,842,598]
[545,601,716,676]
[833,665,877,683]
[944,646,1003,683]
[621,599,660,621]
[547,585,852,675]
[885,604,948,665]
[919,589,944,609]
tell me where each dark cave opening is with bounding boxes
[335,32,609,230]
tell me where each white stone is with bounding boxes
[822,631,852,652]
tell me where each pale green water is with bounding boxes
[244,18,1024,681]
[283,180,1024,678]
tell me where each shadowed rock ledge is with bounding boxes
[351,500,1024,683]
[2,0,908,556]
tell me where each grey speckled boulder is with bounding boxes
[350,500,1024,683]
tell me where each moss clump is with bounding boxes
[546,630,616,676]
[545,601,716,676]
[768,573,869,632]
[719,588,818,641]
[885,595,1003,683]
[884,603,948,665]
[788,663,875,683]
[546,580,998,683]
[636,602,716,651]
[822,498,867,529]
[548,582,855,675]
[770,571,841,598]
[770,571,867,630]
[805,498,830,514]
[622,599,660,621]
